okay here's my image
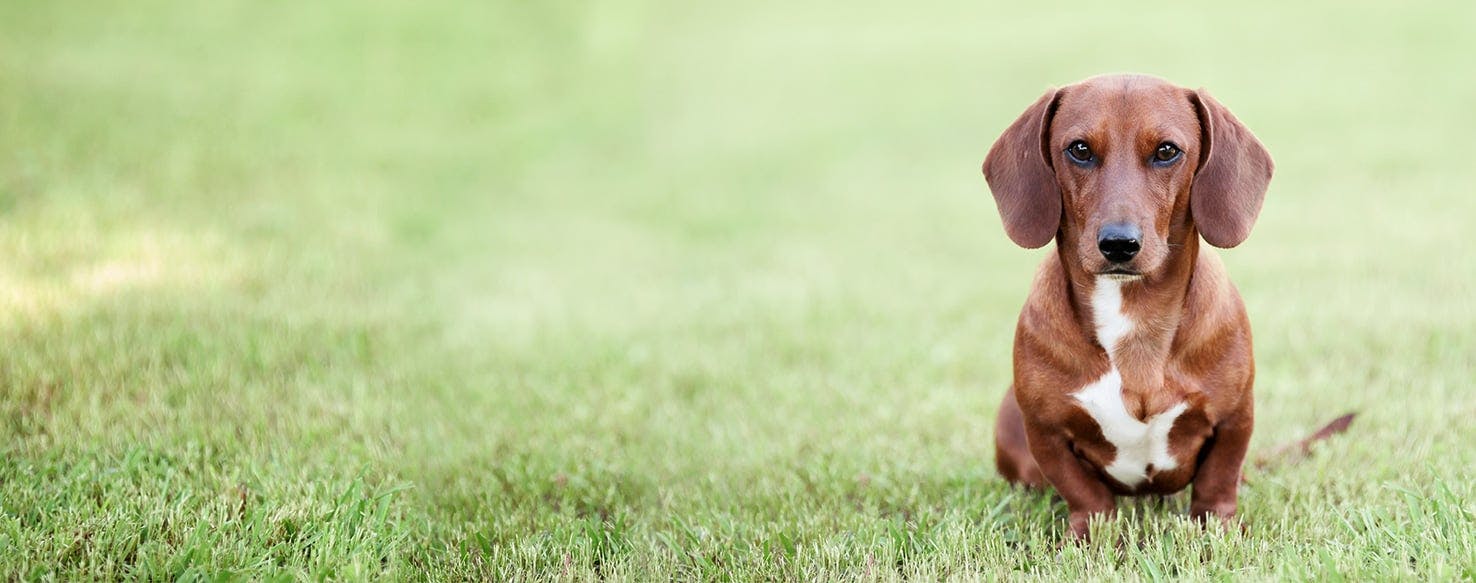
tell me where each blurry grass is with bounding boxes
[1,0,1474,579]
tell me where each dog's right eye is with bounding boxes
[1066,141,1094,163]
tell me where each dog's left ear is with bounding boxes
[1189,89,1274,248]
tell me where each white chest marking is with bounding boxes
[1071,277,1186,487]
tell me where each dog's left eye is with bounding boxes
[1154,142,1182,163]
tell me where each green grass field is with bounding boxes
[2,0,1474,579]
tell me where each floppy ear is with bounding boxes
[983,88,1063,248]
[1189,89,1274,248]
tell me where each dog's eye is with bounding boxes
[1154,142,1182,164]
[1066,141,1093,163]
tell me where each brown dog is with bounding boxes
[983,74,1273,538]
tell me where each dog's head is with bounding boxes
[982,74,1273,279]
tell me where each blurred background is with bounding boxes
[1,0,1472,578]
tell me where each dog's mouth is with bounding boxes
[1098,267,1143,281]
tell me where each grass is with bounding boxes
[1,0,1474,579]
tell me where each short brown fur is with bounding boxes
[983,74,1273,538]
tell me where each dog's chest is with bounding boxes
[1071,278,1191,489]
[1072,368,1188,488]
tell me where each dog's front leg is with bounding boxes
[1026,431,1115,539]
[1189,409,1253,526]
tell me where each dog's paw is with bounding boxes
[1066,509,1116,542]
[1191,507,1246,534]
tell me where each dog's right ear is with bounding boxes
[983,88,1063,249]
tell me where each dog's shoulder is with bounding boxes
[1013,254,1100,388]
[1173,247,1253,361]
[1016,253,1074,334]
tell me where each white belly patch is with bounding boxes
[1072,277,1186,487]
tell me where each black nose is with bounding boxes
[1097,223,1141,263]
